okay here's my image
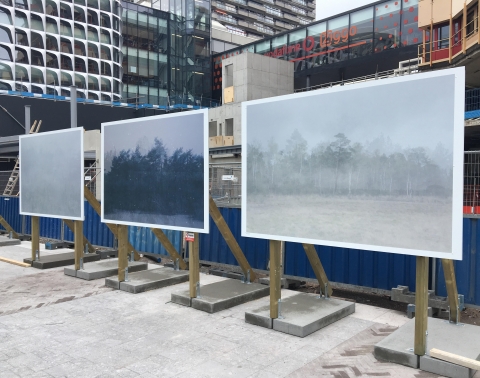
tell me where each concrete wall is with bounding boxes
[208,52,294,153]
[212,27,259,46]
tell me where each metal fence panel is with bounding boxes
[0,196,22,232]
[128,226,182,257]
[199,206,269,270]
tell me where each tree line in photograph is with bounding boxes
[104,137,204,221]
[247,130,453,198]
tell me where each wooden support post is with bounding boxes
[270,240,281,319]
[441,259,460,323]
[0,216,19,239]
[31,216,39,261]
[151,228,187,270]
[209,196,256,282]
[117,224,128,282]
[414,256,429,356]
[84,187,140,260]
[302,244,333,297]
[74,220,83,270]
[63,219,95,253]
[189,232,199,298]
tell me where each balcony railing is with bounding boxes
[419,15,478,65]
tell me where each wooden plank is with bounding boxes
[270,240,281,319]
[209,196,256,282]
[302,243,333,297]
[0,216,19,239]
[83,187,139,260]
[117,224,128,282]
[0,256,31,268]
[74,220,83,271]
[151,228,187,270]
[31,216,39,261]
[441,259,460,323]
[189,233,200,298]
[414,256,429,356]
[63,219,95,253]
[430,348,480,370]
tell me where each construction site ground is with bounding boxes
[1,241,479,378]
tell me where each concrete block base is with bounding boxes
[245,293,355,337]
[63,260,148,280]
[374,317,480,377]
[24,252,100,269]
[105,267,189,293]
[0,236,21,247]
[170,279,270,313]
[96,249,118,259]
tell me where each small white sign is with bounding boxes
[85,176,91,181]
[130,66,137,73]
[222,175,235,181]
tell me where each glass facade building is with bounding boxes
[0,0,212,106]
[212,0,425,95]
[121,0,211,106]
[0,0,123,100]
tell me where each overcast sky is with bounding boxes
[247,74,456,154]
[104,113,204,159]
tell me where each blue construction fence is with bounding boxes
[1,196,479,306]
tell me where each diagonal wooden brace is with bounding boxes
[0,215,19,239]
[209,195,256,282]
[63,219,95,253]
[302,243,333,297]
[83,187,140,260]
[151,228,187,269]
[441,259,460,324]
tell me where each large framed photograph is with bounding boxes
[242,68,464,259]
[19,128,84,220]
[101,109,209,233]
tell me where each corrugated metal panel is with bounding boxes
[284,243,417,291]
[436,218,479,305]
[0,197,22,232]
[128,226,182,256]
[199,207,269,270]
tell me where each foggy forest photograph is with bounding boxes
[103,113,206,230]
[20,129,83,220]
[245,75,459,253]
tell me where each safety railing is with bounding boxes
[419,15,478,65]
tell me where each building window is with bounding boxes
[45,52,58,68]
[15,47,28,64]
[61,55,73,70]
[15,64,28,80]
[45,0,58,16]
[87,10,98,25]
[15,10,29,28]
[60,21,73,37]
[61,71,73,86]
[46,17,59,34]
[31,14,44,31]
[0,8,13,26]
[88,43,99,58]
[75,57,86,72]
[60,38,72,54]
[46,86,58,95]
[100,13,111,28]
[88,75,99,90]
[31,67,44,83]
[46,69,58,85]
[100,45,111,60]
[46,35,58,51]
[88,92,98,100]
[30,0,43,13]
[100,0,110,12]
[466,6,478,38]
[101,61,111,75]
[402,0,422,47]
[31,32,44,49]
[75,73,86,88]
[0,63,13,80]
[87,0,98,9]
[305,22,327,69]
[0,26,13,44]
[75,0,86,6]
[374,0,401,52]
[74,41,86,56]
[100,30,111,44]
[101,77,110,91]
[88,26,99,42]
[31,50,44,66]
[349,6,373,58]
[74,6,86,22]
[74,24,86,39]
[60,3,72,19]
[0,81,12,90]
[88,59,99,74]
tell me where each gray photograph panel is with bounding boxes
[246,74,456,254]
[103,112,205,230]
[20,130,83,218]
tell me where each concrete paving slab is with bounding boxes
[0,236,21,247]
[24,252,100,269]
[171,279,270,313]
[105,267,189,293]
[245,293,355,337]
[374,317,480,375]
[63,260,148,280]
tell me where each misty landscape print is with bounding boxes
[20,129,83,219]
[245,75,458,254]
[103,113,205,230]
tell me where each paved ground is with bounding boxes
[0,242,478,378]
